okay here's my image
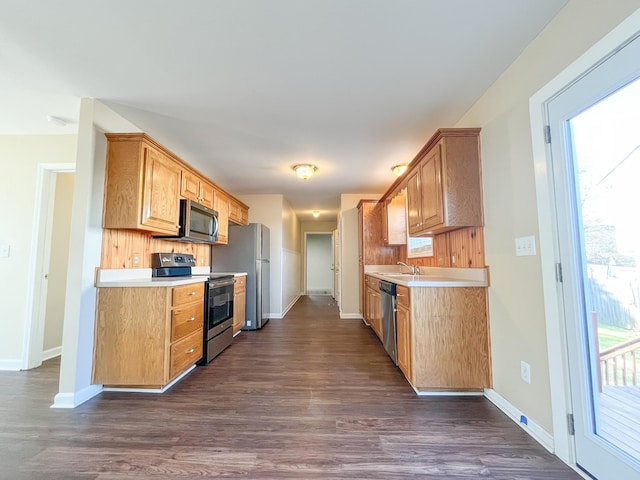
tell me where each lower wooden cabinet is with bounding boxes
[395,285,412,380]
[364,275,382,339]
[93,282,204,388]
[233,275,247,334]
[405,286,490,391]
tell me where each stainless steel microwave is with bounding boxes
[154,199,219,243]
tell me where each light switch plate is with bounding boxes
[0,244,10,258]
[515,236,536,256]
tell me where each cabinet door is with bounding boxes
[386,191,407,245]
[213,189,229,245]
[396,304,412,381]
[199,182,214,209]
[233,290,246,333]
[180,170,200,202]
[406,170,422,235]
[141,146,181,234]
[420,144,444,230]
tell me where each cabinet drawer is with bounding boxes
[170,330,203,380]
[172,303,204,341]
[173,283,204,306]
[365,275,379,290]
[396,285,410,308]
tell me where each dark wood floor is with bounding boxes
[0,295,581,479]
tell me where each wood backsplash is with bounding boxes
[406,227,485,268]
[101,229,211,269]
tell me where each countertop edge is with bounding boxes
[96,276,207,288]
[366,271,488,288]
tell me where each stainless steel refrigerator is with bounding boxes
[212,223,270,330]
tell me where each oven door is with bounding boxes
[206,279,234,336]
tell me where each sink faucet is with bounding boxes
[397,261,419,275]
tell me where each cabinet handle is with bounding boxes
[188,291,196,296]
[187,317,195,321]
[187,348,195,353]
[397,294,405,297]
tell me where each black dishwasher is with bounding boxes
[379,280,398,365]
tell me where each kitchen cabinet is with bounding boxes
[357,200,402,316]
[93,282,204,388]
[406,129,483,236]
[395,285,412,380]
[233,275,247,334]
[181,169,214,209]
[213,188,230,245]
[103,133,182,235]
[403,286,490,391]
[364,275,382,339]
[229,198,249,225]
[383,189,407,245]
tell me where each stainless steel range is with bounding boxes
[151,253,235,364]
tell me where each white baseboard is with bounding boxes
[42,346,62,361]
[414,388,484,397]
[340,313,363,319]
[284,294,301,316]
[484,388,555,453]
[0,359,22,371]
[51,384,103,409]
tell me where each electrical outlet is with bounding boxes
[515,236,536,256]
[132,253,140,266]
[0,244,9,258]
[521,361,531,384]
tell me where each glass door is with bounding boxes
[547,33,640,479]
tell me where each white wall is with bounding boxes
[43,172,75,354]
[0,135,77,370]
[456,1,640,434]
[306,234,333,293]
[339,193,382,317]
[237,194,283,316]
[54,99,141,407]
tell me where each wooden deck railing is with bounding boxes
[600,336,640,386]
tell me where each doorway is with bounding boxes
[25,165,75,370]
[305,233,333,296]
[546,33,640,479]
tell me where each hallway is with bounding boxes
[0,296,580,479]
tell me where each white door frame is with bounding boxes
[303,231,334,295]
[530,10,640,467]
[22,163,75,370]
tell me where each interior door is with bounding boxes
[547,32,640,479]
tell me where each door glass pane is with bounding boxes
[570,76,640,463]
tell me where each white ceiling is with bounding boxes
[0,0,567,222]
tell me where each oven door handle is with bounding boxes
[208,279,236,289]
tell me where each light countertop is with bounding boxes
[364,265,488,288]
[95,267,247,287]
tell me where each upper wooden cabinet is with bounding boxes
[229,198,249,225]
[383,190,407,245]
[103,132,248,237]
[213,187,230,245]
[404,129,483,236]
[181,169,214,209]
[103,134,181,235]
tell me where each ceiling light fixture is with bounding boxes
[391,164,408,176]
[292,164,317,180]
[312,210,320,218]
